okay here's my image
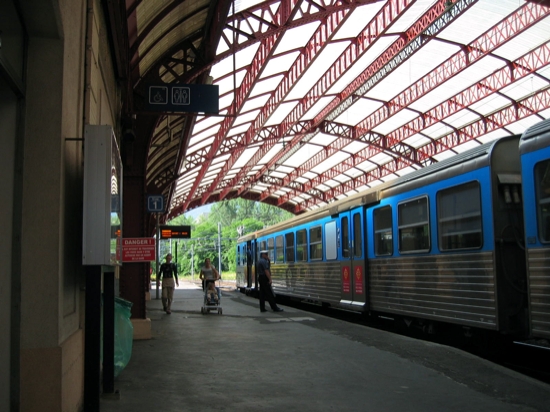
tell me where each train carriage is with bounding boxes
[368,135,526,335]
[237,127,550,342]
[520,118,550,340]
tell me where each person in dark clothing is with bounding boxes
[257,250,283,313]
[158,253,179,314]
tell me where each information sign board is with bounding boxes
[146,84,219,114]
[159,225,191,239]
[122,238,156,262]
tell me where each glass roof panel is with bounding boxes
[332,3,386,40]
[311,151,350,174]
[233,147,260,169]
[248,75,284,98]
[285,42,351,100]
[326,35,399,94]
[264,101,299,126]
[274,21,321,54]
[333,97,384,126]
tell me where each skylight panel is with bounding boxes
[274,21,321,55]
[342,141,368,154]
[323,179,339,188]
[423,123,454,140]
[308,132,338,146]
[301,171,317,180]
[311,151,350,174]
[256,143,284,165]
[366,41,458,100]
[227,123,251,137]
[333,97,383,126]
[469,93,512,116]
[275,165,294,174]
[369,152,393,165]
[332,3,386,40]
[327,35,398,94]
[249,75,284,98]
[444,109,481,129]
[193,116,223,135]
[402,134,432,149]
[501,75,548,101]
[240,94,271,113]
[264,101,298,126]
[215,69,247,95]
[285,42,350,101]
[438,0,518,45]
[218,93,235,111]
[188,135,215,153]
[261,51,300,78]
[233,110,259,128]
[232,147,259,169]
[301,96,334,120]
[373,109,419,135]
[391,0,438,33]
[492,19,550,61]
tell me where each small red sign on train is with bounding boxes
[122,238,156,262]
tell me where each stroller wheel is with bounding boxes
[218,308,222,315]
[201,307,205,314]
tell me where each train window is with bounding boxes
[310,226,323,260]
[258,241,266,259]
[398,197,430,253]
[267,238,275,261]
[374,206,393,256]
[275,235,284,262]
[535,160,550,242]
[285,233,295,262]
[325,221,337,260]
[353,213,362,258]
[296,229,308,261]
[342,216,350,258]
[437,181,482,250]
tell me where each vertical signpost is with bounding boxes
[147,195,164,300]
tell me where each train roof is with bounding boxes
[239,135,519,241]
[519,118,550,155]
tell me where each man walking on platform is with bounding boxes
[257,250,283,313]
[158,253,179,314]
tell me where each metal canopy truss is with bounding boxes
[121,0,550,219]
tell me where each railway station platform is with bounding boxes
[100,281,550,412]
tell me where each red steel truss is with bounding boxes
[254,1,550,204]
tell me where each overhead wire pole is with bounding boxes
[218,222,222,279]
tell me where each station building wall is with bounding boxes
[0,0,122,410]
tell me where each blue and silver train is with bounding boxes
[236,118,550,342]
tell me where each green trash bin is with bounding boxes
[114,297,133,377]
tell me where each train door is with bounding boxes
[339,209,366,308]
[247,240,255,289]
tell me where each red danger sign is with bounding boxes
[122,238,156,262]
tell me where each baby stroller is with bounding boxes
[201,279,222,315]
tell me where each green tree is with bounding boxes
[166,199,293,277]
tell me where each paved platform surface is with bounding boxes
[101,281,550,412]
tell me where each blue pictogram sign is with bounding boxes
[149,86,168,105]
[147,195,164,213]
[145,84,218,114]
